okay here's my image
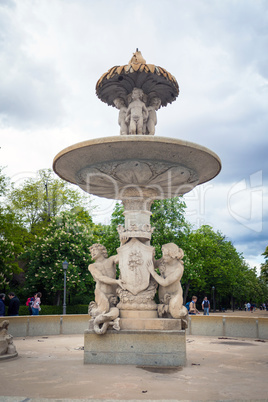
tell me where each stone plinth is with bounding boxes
[119,309,157,318]
[84,328,186,366]
[120,318,182,331]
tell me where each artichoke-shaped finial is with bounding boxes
[128,48,146,65]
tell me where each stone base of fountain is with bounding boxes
[84,326,186,366]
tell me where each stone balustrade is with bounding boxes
[1,314,267,339]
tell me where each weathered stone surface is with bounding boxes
[258,317,268,339]
[28,315,61,337]
[119,317,182,331]
[84,329,186,366]
[0,320,18,359]
[119,309,157,318]
[224,316,258,338]
[188,315,224,337]
[95,50,179,108]
[1,315,267,339]
[53,136,221,200]
[87,244,122,335]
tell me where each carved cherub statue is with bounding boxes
[0,320,17,355]
[88,244,125,334]
[125,88,148,135]
[113,97,128,135]
[146,97,161,135]
[147,243,188,327]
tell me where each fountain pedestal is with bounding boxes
[84,325,186,366]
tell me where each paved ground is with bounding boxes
[0,331,267,401]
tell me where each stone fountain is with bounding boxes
[53,50,221,366]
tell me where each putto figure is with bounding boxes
[113,97,128,135]
[146,97,161,135]
[147,243,188,327]
[88,244,125,334]
[0,320,17,356]
[125,88,148,135]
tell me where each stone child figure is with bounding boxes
[125,88,148,135]
[0,320,17,356]
[146,97,161,135]
[147,243,188,327]
[88,244,125,334]
[113,97,128,135]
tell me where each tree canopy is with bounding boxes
[8,169,93,229]
[260,246,268,283]
[22,209,102,304]
[0,167,27,290]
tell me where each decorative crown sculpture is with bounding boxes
[95,49,179,135]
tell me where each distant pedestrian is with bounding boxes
[7,292,20,316]
[32,292,42,315]
[202,296,210,315]
[189,296,199,315]
[247,302,251,311]
[26,296,34,315]
[0,293,5,316]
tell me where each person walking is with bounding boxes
[32,292,42,315]
[7,292,20,316]
[0,293,5,316]
[189,296,199,315]
[202,296,210,315]
[26,296,34,315]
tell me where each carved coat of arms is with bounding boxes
[117,238,154,295]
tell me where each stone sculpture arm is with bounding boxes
[125,107,131,124]
[142,104,148,120]
[147,260,180,287]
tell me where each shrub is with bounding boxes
[18,304,88,316]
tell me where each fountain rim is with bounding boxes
[53,135,221,187]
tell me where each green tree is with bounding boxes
[150,197,188,258]
[101,202,123,257]
[0,167,27,290]
[181,225,249,307]
[8,169,93,230]
[22,209,103,305]
[260,246,268,283]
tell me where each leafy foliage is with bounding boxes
[260,246,268,283]
[8,169,93,229]
[182,226,267,307]
[22,209,102,304]
[18,304,89,316]
[150,197,188,258]
[101,202,123,257]
[0,167,27,289]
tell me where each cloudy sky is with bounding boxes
[1,0,267,271]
